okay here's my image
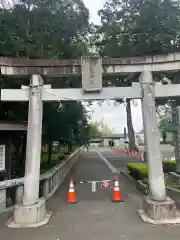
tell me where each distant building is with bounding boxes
[89,138,103,147]
[101,133,125,147]
[90,132,141,148]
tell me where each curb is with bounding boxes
[121,168,148,195]
[122,169,180,210]
[121,169,136,184]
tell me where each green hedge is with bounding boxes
[127,163,148,180]
[127,160,176,180]
[163,160,176,173]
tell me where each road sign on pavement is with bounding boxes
[78,179,112,189]
[101,180,111,188]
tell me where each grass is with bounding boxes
[164,175,180,190]
[40,145,80,173]
[11,145,80,178]
[127,160,180,190]
[41,152,64,162]
[163,174,180,190]
[40,151,66,173]
[140,176,178,189]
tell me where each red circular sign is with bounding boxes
[103,180,109,188]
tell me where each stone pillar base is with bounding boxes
[137,196,180,225]
[6,198,52,228]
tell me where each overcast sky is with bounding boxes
[82,0,143,133]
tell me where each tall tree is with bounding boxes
[97,0,180,151]
[0,0,91,168]
[98,0,180,57]
[158,116,174,142]
[126,99,136,151]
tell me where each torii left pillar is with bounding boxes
[6,75,51,228]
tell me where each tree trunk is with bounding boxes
[18,136,25,165]
[58,142,61,151]
[68,141,73,153]
[48,139,52,165]
[17,136,26,171]
[7,138,12,180]
[126,99,136,152]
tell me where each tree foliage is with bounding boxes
[97,0,180,58]
[0,0,91,147]
[95,0,180,150]
[86,123,102,139]
[158,116,175,143]
[2,0,180,153]
[0,0,89,58]
[158,116,174,133]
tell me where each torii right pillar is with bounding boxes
[138,71,180,224]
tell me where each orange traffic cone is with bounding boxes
[67,177,77,204]
[112,178,123,202]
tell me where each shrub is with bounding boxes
[58,155,65,161]
[127,163,148,180]
[64,152,71,155]
[162,160,176,173]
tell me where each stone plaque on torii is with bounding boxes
[1,53,180,227]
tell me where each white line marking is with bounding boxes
[92,181,96,192]
[96,151,119,174]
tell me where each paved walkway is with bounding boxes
[0,148,180,240]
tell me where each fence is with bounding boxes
[0,146,84,213]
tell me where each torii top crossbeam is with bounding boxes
[1,52,180,76]
[2,52,180,101]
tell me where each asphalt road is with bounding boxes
[100,145,175,170]
[99,149,142,169]
[139,144,174,159]
[1,149,180,240]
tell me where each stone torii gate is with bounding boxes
[2,53,180,227]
